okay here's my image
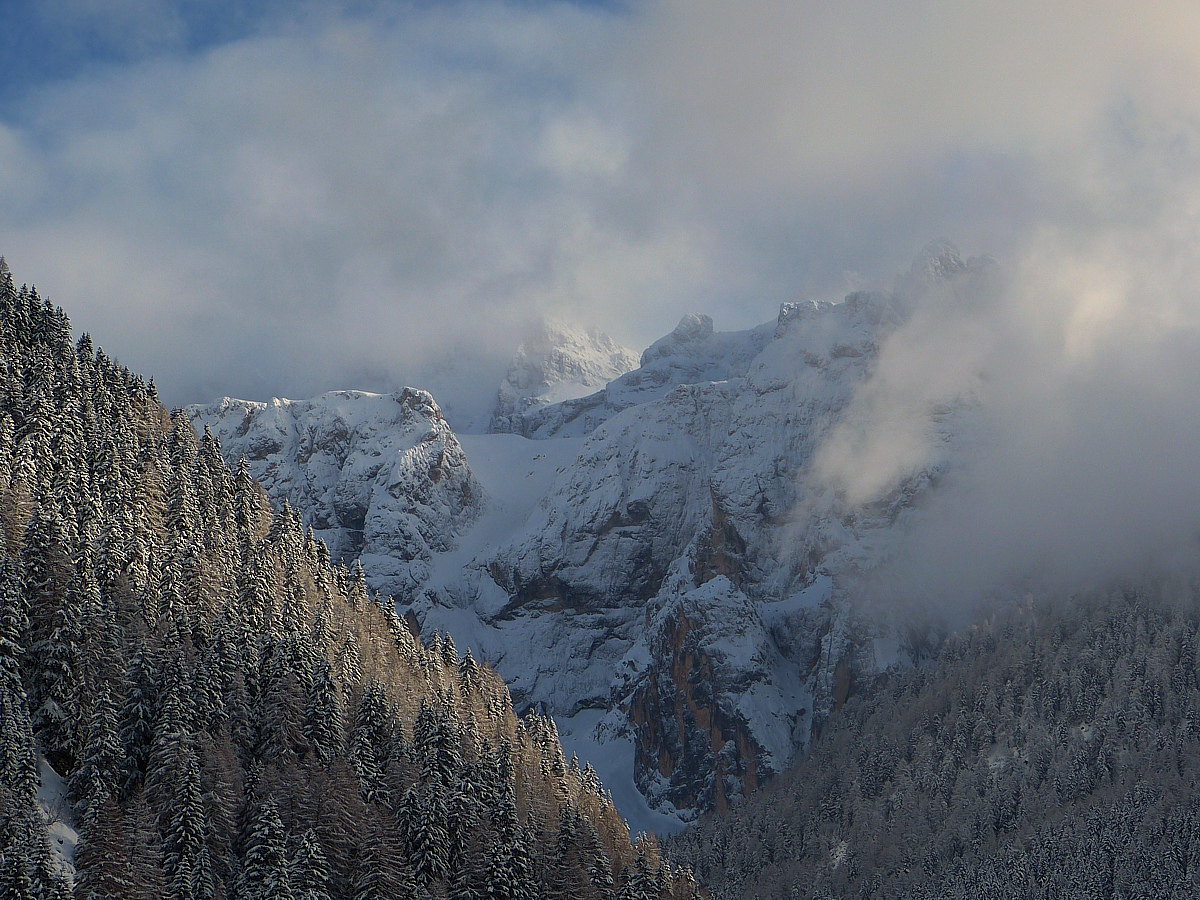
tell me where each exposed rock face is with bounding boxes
[626,574,819,815]
[488,320,639,436]
[487,293,894,614]
[188,388,485,598]
[473,246,994,818]
[469,293,907,817]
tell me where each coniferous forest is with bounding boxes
[667,586,1200,898]
[0,258,698,900]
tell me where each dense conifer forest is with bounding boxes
[0,258,698,900]
[667,586,1200,898]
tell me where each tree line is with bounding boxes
[668,583,1200,898]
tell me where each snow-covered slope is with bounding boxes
[488,320,639,436]
[190,243,992,826]
[37,756,78,888]
[188,388,485,598]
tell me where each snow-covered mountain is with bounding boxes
[189,244,992,827]
[188,388,485,598]
[488,320,639,436]
[503,313,774,439]
[474,291,913,815]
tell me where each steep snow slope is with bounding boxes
[37,757,77,887]
[188,389,485,598]
[488,320,639,435]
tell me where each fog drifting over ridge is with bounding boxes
[1,0,1200,430]
[815,141,1200,607]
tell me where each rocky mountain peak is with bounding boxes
[911,239,966,280]
[488,319,638,436]
[671,312,714,342]
[189,389,485,599]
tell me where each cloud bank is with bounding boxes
[0,2,707,413]
[2,1,1200,441]
[814,98,1200,605]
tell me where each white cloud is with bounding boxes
[813,101,1200,603]
[0,3,700,414]
[4,0,1200,437]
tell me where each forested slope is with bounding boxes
[667,586,1200,899]
[0,259,697,900]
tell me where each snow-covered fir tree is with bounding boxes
[668,587,1200,898]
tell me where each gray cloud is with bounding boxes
[3,0,1200,448]
[0,2,707,415]
[814,95,1200,606]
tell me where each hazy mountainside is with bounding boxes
[188,389,484,599]
[478,290,914,816]
[459,245,989,818]
[191,243,995,825]
[0,260,697,900]
[666,586,1200,899]
[503,314,773,440]
[487,321,639,437]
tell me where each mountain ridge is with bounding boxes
[188,243,995,823]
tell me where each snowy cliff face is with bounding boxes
[188,389,485,598]
[486,297,893,611]
[487,321,639,436]
[476,289,920,815]
[469,244,994,817]
[191,244,992,825]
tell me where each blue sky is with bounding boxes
[1,1,1199,416]
[1,1,277,105]
[0,1,626,116]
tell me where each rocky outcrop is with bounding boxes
[628,578,795,815]
[188,388,485,599]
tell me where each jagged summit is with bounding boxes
[505,314,774,440]
[910,239,966,280]
[646,313,714,356]
[488,319,638,436]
